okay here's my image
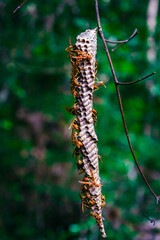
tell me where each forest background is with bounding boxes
[0,0,160,239]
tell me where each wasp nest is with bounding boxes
[66,28,106,238]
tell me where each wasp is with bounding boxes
[88,198,96,207]
[95,60,98,77]
[80,193,96,212]
[66,37,76,60]
[71,50,92,64]
[86,192,90,199]
[79,169,101,188]
[69,118,79,130]
[70,49,92,64]
[66,38,92,64]
[72,146,81,159]
[90,169,102,187]
[90,212,104,221]
[70,64,81,90]
[84,199,95,210]
[70,83,79,98]
[80,193,89,212]
[92,109,97,124]
[76,159,84,175]
[70,75,80,98]
[101,202,106,208]
[80,183,88,191]
[79,176,90,185]
[80,193,85,212]
[94,79,106,91]
[70,74,80,87]
[64,103,79,115]
[101,195,105,202]
[101,195,106,208]
[72,131,83,148]
[98,154,104,163]
[92,109,97,116]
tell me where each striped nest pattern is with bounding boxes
[66,28,106,238]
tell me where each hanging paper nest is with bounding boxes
[66,28,106,238]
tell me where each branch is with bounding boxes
[118,72,156,86]
[106,28,138,51]
[144,214,160,225]
[95,0,160,204]
[13,0,28,13]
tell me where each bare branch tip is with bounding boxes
[13,7,19,13]
[156,196,160,204]
[134,28,138,34]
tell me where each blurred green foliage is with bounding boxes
[0,0,160,239]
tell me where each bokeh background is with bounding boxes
[0,0,160,239]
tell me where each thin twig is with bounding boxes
[106,29,138,51]
[13,0,28,13]
[95,0,160,203]
[118,72,156,86]
[144,214,160,225]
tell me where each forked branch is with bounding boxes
[95,0,160,204]
[144,214,160,225]
[106,28,138,51]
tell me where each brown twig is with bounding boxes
[106,28,138,51]
[95,0,160,204]
[13,0,28,13]
[118,72,156,86]
[144,214,160,225]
